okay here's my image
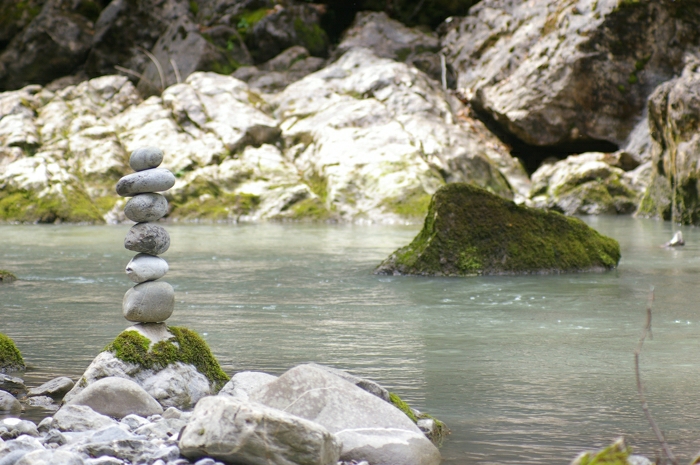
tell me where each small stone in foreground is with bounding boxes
[52,404,118,432]
[67,376,163,419]
[126,253,169,283]
[116,169,175,197]
[124,223,170,255]
[123,281,175,323]
[375,183,621,276]
[27,376,74,400]
[0,390,21,413]
[130,146,164,172]
[124,193,169,223]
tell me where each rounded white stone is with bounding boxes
[124,193,168,223]
[130,146,164,171]
[123,281,175,323]
[116,168,175,197]
[126,253,169,283]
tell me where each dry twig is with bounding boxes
[634,287,677,465]
[137,46,166,91]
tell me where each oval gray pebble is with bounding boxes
[126,253,169,283]
[124,193,168,223]
[116,168,175,197]
[130,146,164,171]
[123,281,174,323]
[125,223,170,255]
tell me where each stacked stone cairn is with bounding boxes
[116,147,176,324]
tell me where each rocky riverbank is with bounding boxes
[0,0,698,224]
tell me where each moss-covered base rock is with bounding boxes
[0,333,25,372]
[375,183,621,276]
[0,270,17,283]
[64,325,229,409]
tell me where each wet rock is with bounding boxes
[124,194,168,223]
[67,377,163,419]
[375,183,621,276]
[179,395,341,465]
[442,0,700,149]
[125,253,169,284]
[250,364,441,465]
[123,281,175,323]
[529,152,638,215]
[0,374,25,396]
[25,396,58,411]
[27,377,74,400]
[116,169,176,197]
[51,405,118,433]
[306,363,390,402]
[129,147,163,172]
[124,223,170,255]
[218,372,277,400]
[638,60,700,224]
[0,391,20,413]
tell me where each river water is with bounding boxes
[2,216,700,464]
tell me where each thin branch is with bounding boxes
[114,65,160,92]
[137,46,166,91]
[634,287,677,465]
[170,57,182,84]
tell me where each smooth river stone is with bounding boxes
[124,193,168,223]
[116,168,175,197]
[123,281,175,322]
[130,146,164,172]
[124,223,170,255]
[126,253,169,283]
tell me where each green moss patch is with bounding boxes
[0,333,25,372]
[104,327,230,392]
[0,187,107,224]
[375,183,621,276]
[572,438,631,465]
[169,192,260,222]
[390,392,449,446]
[0,270,17,283]
[382,188,432,218]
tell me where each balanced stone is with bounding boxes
[123,281,175,323]
[130,146,164,172]
[116,168,175,197]
[124,223,170,255]
[126,253,169,283]
[124,193,168,223]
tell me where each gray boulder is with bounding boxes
[0,375,25,397]
[27,377,74,400]
[123,223,171,255]
[442,0,700,149]
[15,449,85,465]
[179,395,341,465]
[0,391,20,413]
[129,146,163,172]
[250,364,441,465]
[66,376,163,419]
[218,371,278,400]
[24,396,58,411]
[124,194,168,223]
[116,169,176,197]
[306,363,390,403]
[122,281,175,323]
[125,253,169,284]
[51,404,118,432]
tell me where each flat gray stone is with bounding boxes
[179,396,341,465]
[125,253,169,283]
[67,376,163,419]
[0,374,25,396]
[52,404,118,432]
[27,377,74,400]
[116,168,175,197]
[0,390,20,413]
[25,396,58,411]
[124,223,170,255]
[124,193,168,223]
[130,146,164,172]
[15,449,86,465]
[218,371,277,400]
[123,281,175,323]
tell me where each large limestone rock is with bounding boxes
[179,396,341,465]
[250,364,441,465]
[63,326,229,410]
[274,47,530,222]
[375,183,621,276]
[638,60,700,224]
[442,0,700,150]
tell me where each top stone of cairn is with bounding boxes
[130,146,164,172]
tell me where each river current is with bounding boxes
[2,216,700,464]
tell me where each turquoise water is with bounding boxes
[2,217,700,463]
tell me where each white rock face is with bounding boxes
[125,253,169,283]
[179,396,341,465]
[66,376,163,419]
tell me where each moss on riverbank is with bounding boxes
[0,270,17,283]
[571,438,631,465]
[0,333,25,372]
[0,187,108,224]
[376,183,621,276]
[390,392,449,446]
[104,327,230,392]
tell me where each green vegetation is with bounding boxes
[188,0,199,15]
[170,191,260,221]
[235,8,269,38]
[0,187,108,224]
[104,327,230,392]
[294,18,328,56]
[390,392,449,446]
[0,333,25,372]
[0,270,17,283]
[382,189,432,218]
[572,438,631,465]
[376,183,621,276]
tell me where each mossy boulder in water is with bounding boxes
[0,270,17,283]
[0,333,25,372]
[375,183,620,276]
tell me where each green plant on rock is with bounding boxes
[0,270,17,283]
[572,438,631,465]
[382,189,433,218]
[104,327,230,392]
[389,392,449,446]
[0,333,25,372]
[0,186,107,224]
